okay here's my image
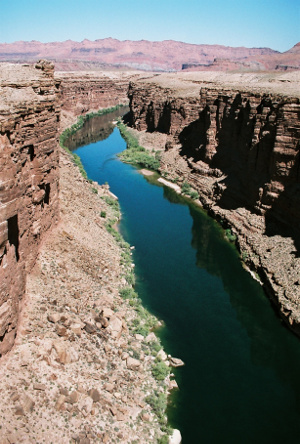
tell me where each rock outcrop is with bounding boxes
[127,71,300,332]
[0,64,131,356]
[0,61,60,355]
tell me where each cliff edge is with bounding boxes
[0,61,60,356]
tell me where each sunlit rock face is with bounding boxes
[0,61,60,355]
[0,63,131,356]
[58,71,129,122]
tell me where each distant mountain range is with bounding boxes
[0,38,299,72]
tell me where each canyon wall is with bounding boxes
[128,71,300,332]
[0,61,61,355]
[57,71,131,128]
[0,63,132,356]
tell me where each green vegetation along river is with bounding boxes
[65,110,300,444]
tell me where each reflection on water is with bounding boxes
[64,107,129,151]
[159,182,300,400]
[69,112,300,444]
[188,203,300,403]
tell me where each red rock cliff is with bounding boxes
[128,72,300,332]
[57,71,131,127]
[0,61,60,355]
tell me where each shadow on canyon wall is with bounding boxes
[178,94,300,254]
[146,102,172,134]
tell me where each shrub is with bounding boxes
[117,121,161,171]
[189,190,199,200]
[150,341,162,354]
[225,228,237,243]
[181,181,199,199]
[102,196,120,212]
[125,271,136,286]
[100,211,106,218]
[157,435,169,444]
[119,287,138,300]
[72,154,87,179]
[145,392,168,420]
[181,181,191,194]
[134,326,149,337]
[152,360,170,381]
[241,251,249,261]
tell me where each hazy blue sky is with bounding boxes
[0,0,299,52]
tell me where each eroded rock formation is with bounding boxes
[57,71,131,127]
[0,61,60,355]
[0,64,131,356]
[127,71,300,332]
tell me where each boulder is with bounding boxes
[78,396,94,416]
[88,388,101,402]
[108,315,123,338]
[169,429,182,444]
[126,357,141,371]
[169,357,184,367]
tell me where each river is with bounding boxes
[65,110,300,444]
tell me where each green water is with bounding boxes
[67,115,300,444]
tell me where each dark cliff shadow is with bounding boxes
[264,148,300,254]
[177,94,300,253]
[178,106,211,161]
[157,102,172,134]
[145,101,172,134]
[212,96,278,211]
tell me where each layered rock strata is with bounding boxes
[57,71,133,128]
[0,64,134,356]
[0,61,60,355]
[127,71,300,333]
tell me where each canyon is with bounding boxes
[0,63,175,443]
[0,38,299,72]
[0,60,300,442]
[127,70,300,333]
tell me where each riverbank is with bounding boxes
[0,139,176,443]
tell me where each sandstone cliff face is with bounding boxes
[128,72,300,331]
[0,64,133,357]
[57,72,131,125]
[0,62,60,355]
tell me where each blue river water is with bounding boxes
[67,114,300,444]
